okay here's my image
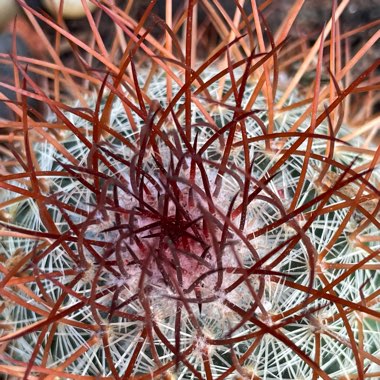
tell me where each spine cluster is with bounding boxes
[0,1,379,379]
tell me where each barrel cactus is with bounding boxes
[0,1,379,379]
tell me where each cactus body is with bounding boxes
[0,2,379,379]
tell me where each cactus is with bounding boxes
[0,1,379,379]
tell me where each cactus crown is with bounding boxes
[0,1,379,379]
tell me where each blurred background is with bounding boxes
[0,0,379,120]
